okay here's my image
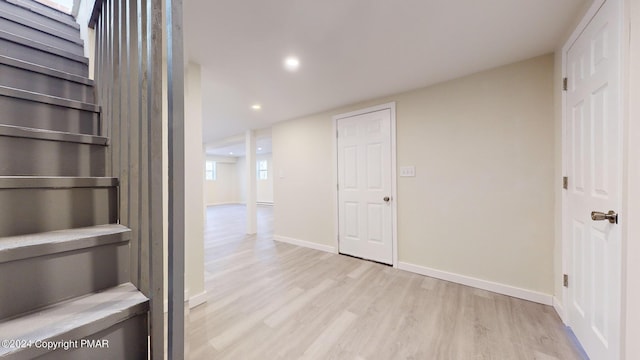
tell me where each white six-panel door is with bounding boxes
[337,108,393,264]
[565,0,622,358]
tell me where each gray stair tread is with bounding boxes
[0,30,87,64]
[0,55,93,85]
[0,85,98,111]
[0,283,148,358]
[0,10,83,45]
[5,0,79,29]
[0,124,106,145]
[0,176,117,189]
[0,224,130,264]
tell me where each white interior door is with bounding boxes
[337,108,393,264]
[565,0,622,358]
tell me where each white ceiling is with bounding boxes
[206,136,273,157]
[184,0,586,144]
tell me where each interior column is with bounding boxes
[246,129,257,234]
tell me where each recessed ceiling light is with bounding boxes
[284,56,300,71]
[251,104,261,110]
[258,147,262,151]
[229,152,233,155]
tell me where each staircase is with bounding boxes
[0,0,149,358]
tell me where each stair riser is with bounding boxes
[0,136,106,176]
[0,16,83,55]
[0,0,78,37]
[20,313,148,360]
[0,187,117,237]
[0,37,87,77]
[5,0,76,27]
[0,242,129,320]
[0,96,99,135]
[0,62,94,102]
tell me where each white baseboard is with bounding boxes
[257,202,274,206]
[553,296,567,323]
[206,202,241,207]
[397,262,553,305]
[273,235,337,254]
[164,290,208,312]
[188,291,207,309]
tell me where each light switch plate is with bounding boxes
[400,166,415,177]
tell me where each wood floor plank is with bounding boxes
[301,310,358,359]
[263,278,335,328]
[347,261,373,279]
[209,287,305,350]
[188,204,584,360]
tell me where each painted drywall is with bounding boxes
[236,156,247,204]
[184,63,205,302]
[205,153,273,205]
[257,153,274,203]
[273,54,555,295]
[273,112,336,248]
[75,0,96,63]
[231,154,274,204]
[204,157,241,205]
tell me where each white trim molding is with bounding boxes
[397,262,553,305]
[553,296,567,324]
[188,291,208,309]
[206,202,242,207]
[273,235,337,254]
[164,290,208,312]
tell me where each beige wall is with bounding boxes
[273,54,555,295]
[273,112,337,247]
[231,154,274,204]
[236,156,246,204]
[396,55,554,294]
[184,63,205,302]
[205,157,241,205]
[75,0,96,64]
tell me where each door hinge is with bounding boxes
[337,183,339,191]
[563,176,568,189]
[562,77,568,91]
[563,274,569,287]
[336,129,339,138]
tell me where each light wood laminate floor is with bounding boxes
[187,204,585,360]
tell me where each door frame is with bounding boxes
[560,0,623,353]
[560,0,606,323]
[624,0,640,357]
[332,102,398,267]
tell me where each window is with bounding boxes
[205,161,216,180]
[257,160,268,180]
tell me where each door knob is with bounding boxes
[591,210,618,224]
[383,197,390,202]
